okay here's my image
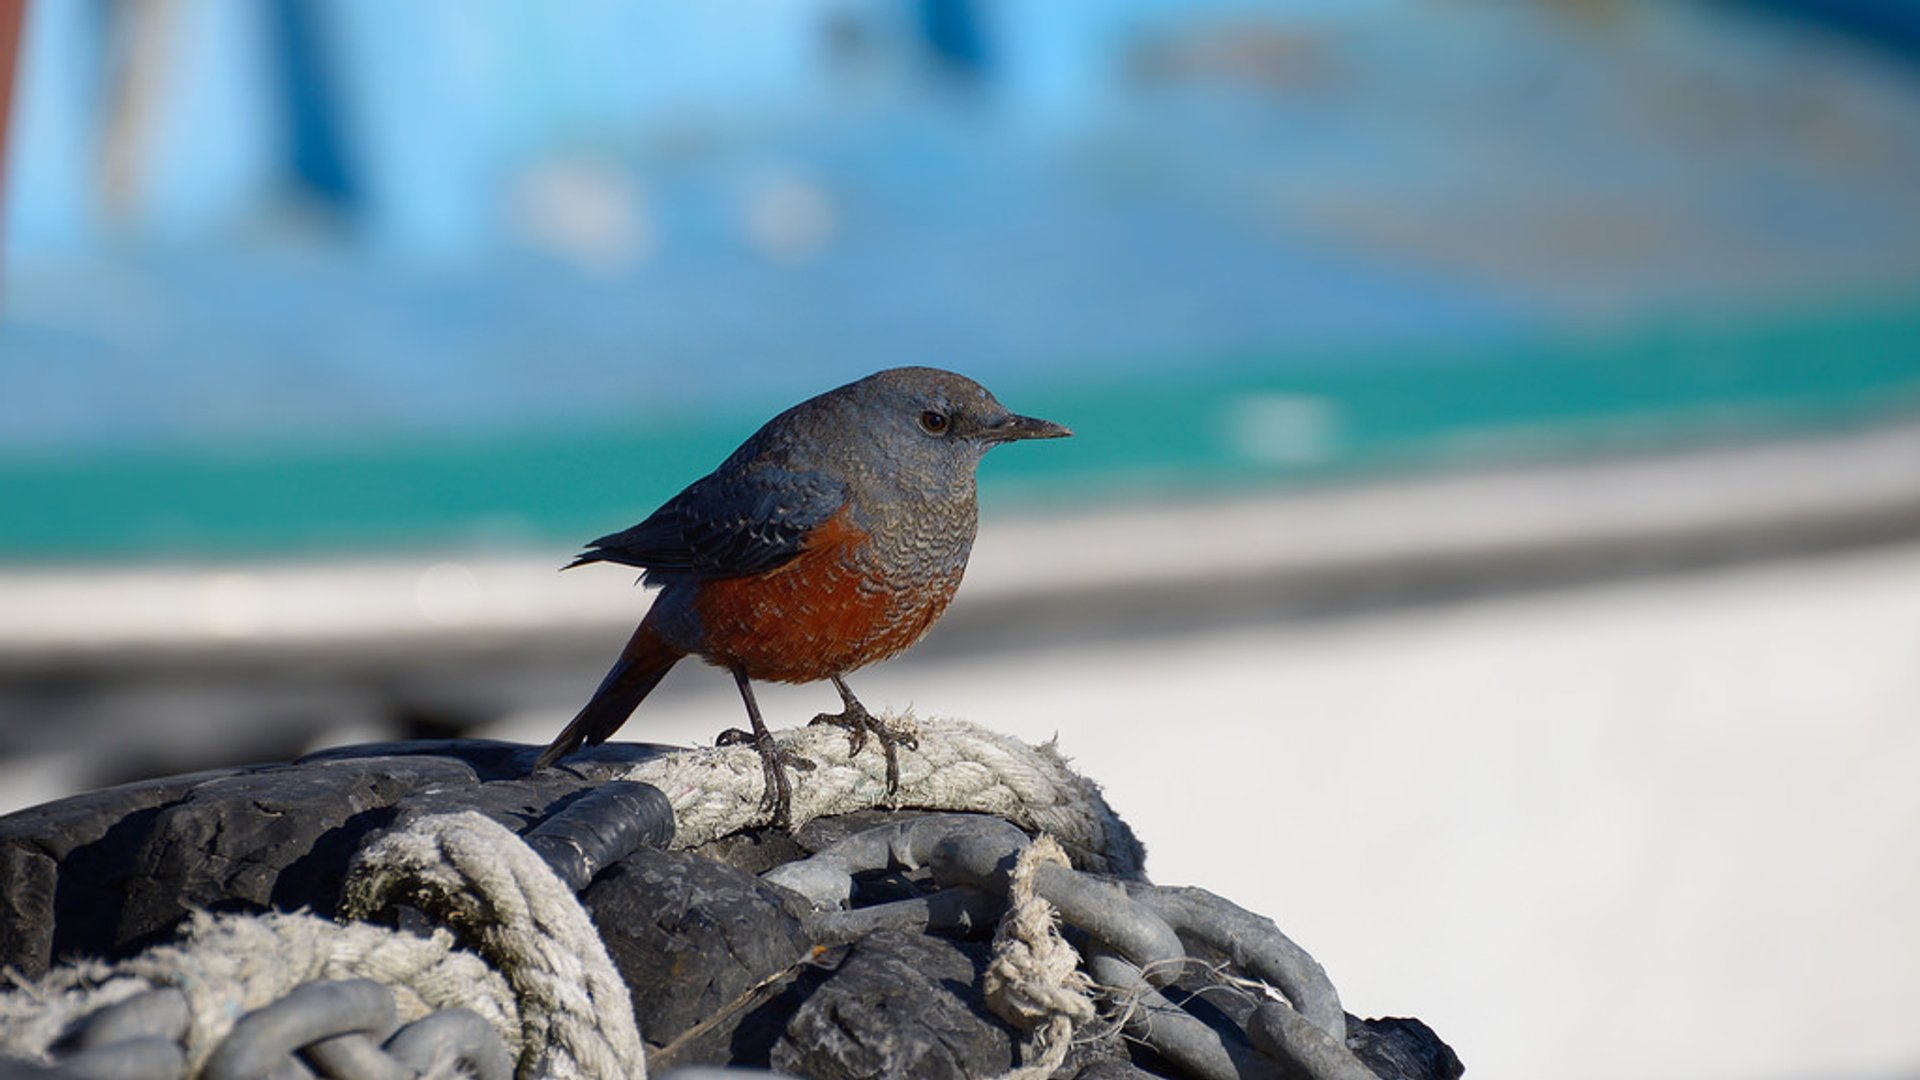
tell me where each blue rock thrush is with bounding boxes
[534,367,1070,825]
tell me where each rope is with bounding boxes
[1,721,1146,1077]
[982,836,1096,1080]
[340,810,645,1080]
[614,713,1146,876]
[0,909,514,1076]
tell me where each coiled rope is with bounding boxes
[0,909,515,1077]
[0,717,1388,1079]
[341,811,646,1080]
[614,713,1144,876]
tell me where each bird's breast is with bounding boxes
[689,506,970,683]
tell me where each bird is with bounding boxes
[533,366,1070,826]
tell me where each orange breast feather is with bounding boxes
[690,510,959,682]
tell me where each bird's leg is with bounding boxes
[715,667,811,828]
[810,675,919,794]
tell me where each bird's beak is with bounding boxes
[987,413,1072,443]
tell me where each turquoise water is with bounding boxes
[6,303,1917,563]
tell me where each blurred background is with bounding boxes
[4,1,1920,1077]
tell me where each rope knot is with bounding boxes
[984,836,1096,1079]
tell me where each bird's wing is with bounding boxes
[568,463,849,584]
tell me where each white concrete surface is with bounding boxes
[485,539,1920,1080]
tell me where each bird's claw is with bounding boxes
[809,704,872,755]
[717,727,812,827]
[811,705,917,794]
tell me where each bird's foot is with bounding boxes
[716,727,814,828]
[810,704,919,794]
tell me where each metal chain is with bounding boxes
[20,979,513,1080]
[7,780,679,1080]
[10,799,1373,1078]
[765,812,1381,1080]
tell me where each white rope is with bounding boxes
[615,714,1144,876]
[341,810,646,1080]
[0,909,515,1074]
[983,836,1097,1080]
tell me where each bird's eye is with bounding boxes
[919,410,951,435]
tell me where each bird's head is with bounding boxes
[848,366,1071,473]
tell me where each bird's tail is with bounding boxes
[534,622,684,770]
